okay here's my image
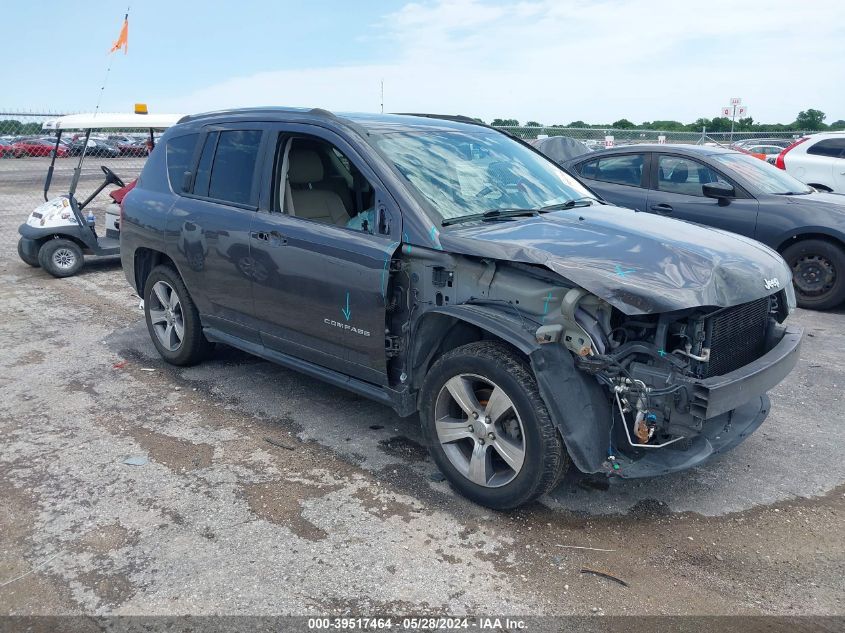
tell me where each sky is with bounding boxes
[3,0,844,125]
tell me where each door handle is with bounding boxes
[650,203,673,214]
[251,231,269,242]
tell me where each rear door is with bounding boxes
[248,123,402,385]
[166,125,268,342]
[805,138,845,192]
[646,153,760,238]
[573,152,649,211]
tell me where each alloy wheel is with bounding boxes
[433,373,526,488]
[148,281,185,352]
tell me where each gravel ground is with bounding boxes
[0,168,843,618]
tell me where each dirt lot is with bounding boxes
[0,165,843,619]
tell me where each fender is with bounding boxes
[411,304,612,474]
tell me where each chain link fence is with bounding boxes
[499,125,809,150]
[0,111,152,225]
[0,110,817,223]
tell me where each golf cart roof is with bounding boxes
[42,112,183,131]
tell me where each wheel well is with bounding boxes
[410,314,529,388]
[134,248,177,293]
[777,232,845,255]
[42,233,88,252]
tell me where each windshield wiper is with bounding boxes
[441,208,539,227]
[539,197,597,211]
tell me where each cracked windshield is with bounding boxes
[374,130,595,223]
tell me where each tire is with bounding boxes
[143,264,212,366]
[17,238,40,267]
[38,238,83,277]
[419,341,568,510]
[782,239,845,310]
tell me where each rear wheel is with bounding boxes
[17,238,40,267]
[38,238,83,277]
[419,341,568,510]
[143,265,212,366]
[782,239,845,310]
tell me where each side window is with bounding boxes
[165,133,198,193]
[657,155,728,197]
[276,136,376,234]
[207,130,262,205]
[579,154,645,187]
[193,132,218,197]
[807,139,845,159]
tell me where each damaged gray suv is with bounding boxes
[121,109,802,509]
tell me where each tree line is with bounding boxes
[490,109,844,131]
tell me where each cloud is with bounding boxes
[161,0,845,124]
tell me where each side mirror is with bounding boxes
[702,182,735,203]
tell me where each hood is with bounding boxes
[439,205,791,315]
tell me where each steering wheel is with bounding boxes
[101,165,126,188]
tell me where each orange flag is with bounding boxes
[110,16,128,54]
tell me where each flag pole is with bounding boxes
[94,6,130,118]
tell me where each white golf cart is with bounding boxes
[17,110,181,277]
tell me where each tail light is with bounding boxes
[775,137,808,170]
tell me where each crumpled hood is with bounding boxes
[439,205,791,315]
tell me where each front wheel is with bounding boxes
[782,239,845,310]
[38,238,83,277]
[143,265,212,366]
[419,341,568,510]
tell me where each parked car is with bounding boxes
[563,144,845,309]
[527,136,590,164]
[731,138,792,150]
[107,134,150,156]
[66,138,121,158]
[120,109,801,509]
[737,144,786,163]
[12,138,68,157]
[774,131,845,193]
[0,138,24,158]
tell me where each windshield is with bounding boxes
[712,152,813,195]
[371,130,596,223]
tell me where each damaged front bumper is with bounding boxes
[612,324,803,478]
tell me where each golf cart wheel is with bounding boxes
[38,238,83,277]
[419,341,568,510]
[143,265,212,366]
[17,238,40,267]
[782,239,845,310]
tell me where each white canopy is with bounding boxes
[42,112,184,131]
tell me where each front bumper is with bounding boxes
[612,323,802,478]
[612,395,769,478]
[690,324,802,419]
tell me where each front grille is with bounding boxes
[704,296,771,377]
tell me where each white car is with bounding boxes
[775,131,845,192]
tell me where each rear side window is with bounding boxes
[193,132,218,197]
[165,133,198,192]
[579,154,645,187]
[207,130,262,205]
[807,138,845,159]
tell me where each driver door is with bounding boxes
[646,153,759,238]
[249,124,402,385]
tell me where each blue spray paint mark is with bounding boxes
[428,225,442,250]
[658,349,667,357]
[403,232,411,253]
[341,291,351,321]
[615,264,636,277]
[541,291,553,323]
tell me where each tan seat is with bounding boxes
[287,149,350,226]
